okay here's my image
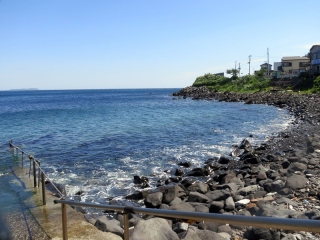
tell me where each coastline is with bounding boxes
[109,87,320,239]
[74,86,320,239]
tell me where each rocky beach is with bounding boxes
[65,87,320,239]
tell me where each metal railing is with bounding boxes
[54,199,320,240]
[9,141,66,205]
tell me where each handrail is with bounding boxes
[9,141,66,205]
[54,199,320,240]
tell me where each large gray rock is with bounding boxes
[287,162,307,173]
[187,192,211,203]
[131,217,179,240]
[205,189,231,201]
[256,205,297,218]
[236,185,259,196]
[162,184,186,204]
[145,192,163,208]
[187,182,208,194]
[216,183,240,193]
[285,174,308,190]
[169,202,195,212]
[224,196,235,211]
[94,216,123,237]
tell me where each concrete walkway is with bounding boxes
[0,162,121,239]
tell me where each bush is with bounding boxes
[313,76,320,92]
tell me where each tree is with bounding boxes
[226,69,239,80]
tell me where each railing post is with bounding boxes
[22,151,24,167]
[123,213,129,240]
[33,159,37,188]
[62,202,68,240]
[41,171,46,205]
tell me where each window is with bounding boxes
[299,62,308,67]
[282,62,292,67]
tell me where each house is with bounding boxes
[310,45,320,74]
[281,56,309,77]
[260,63,272,74]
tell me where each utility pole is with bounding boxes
[238,63,241,77]
[267,48,269,76]
[235,61,237,79]
[248,55,252,75]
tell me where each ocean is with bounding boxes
[0,89,292,207]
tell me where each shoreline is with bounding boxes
[74,86,320,239]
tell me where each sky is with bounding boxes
[0,0,319,90]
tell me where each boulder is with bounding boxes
[206,190,231,201]
[209,201,224,213]
[287,162,307,174]
[187,192,211,203]
[218,155,233,164]
[169,202,195,212]
[187,182,208,194]
[161,184,186,204]
[94,216,123,237]
[224,196,235,211]
[131,217,179,240]
[145,192,163,208]
[173,222,189,234]
[285,174,308,190]
[185,168,209,177]
[236,185,259,196]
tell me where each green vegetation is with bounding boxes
[192,70,320,93]
[193,69,271,93]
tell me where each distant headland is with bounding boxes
[9,88,39,91]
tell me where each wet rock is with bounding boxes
[180,178,196,188]
[218,155,233,164]
[178,161,191,168]
[125,191,143,200]
[185,168,209,177]
[174,168,184,176]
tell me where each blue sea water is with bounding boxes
[0,89,292,205]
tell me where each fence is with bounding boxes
[9,141,65,206]
[8,141,320,240]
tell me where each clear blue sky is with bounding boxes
[1,0,319,90]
